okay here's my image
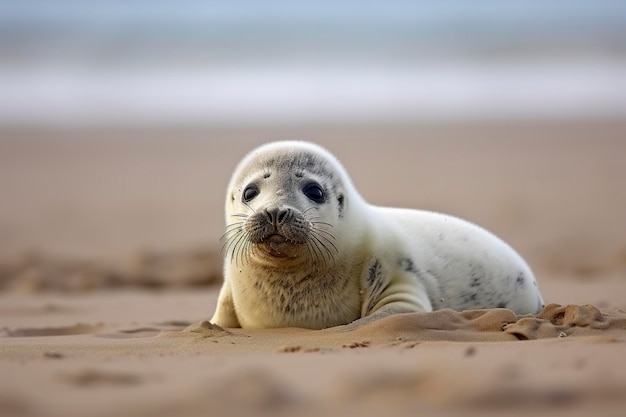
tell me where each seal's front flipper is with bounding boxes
[210,281,241,328]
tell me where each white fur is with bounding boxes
[211,141,544,329]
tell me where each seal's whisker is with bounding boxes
[245,235,254,265]
[317,236,335,262]
[223,228,243,256]
[220,230,238,254]
[220,225,244,242]
[310,221,334,228]
[242,201,256,213]
[309,233,335,266]
[305,235,325,266]
[224,221,245,229]
[310,227,336,240]
[236,239,243,267]
[221,228,242,239]
[311,241,325,267]
[230,230,249,266]
[303,238,317,265]
[310,229,339,254]
[228,239,238,265]
[313,236,328,266]
[249,241,260,264]
[220,221,245,248]
[311,227,337,244]
[235,235,247,267]
[238,230,253,267]
[220,236,235,255]
[305,215,324,222]
[227,234,240,265]
[247,238,256,263]
[244,240,253,264]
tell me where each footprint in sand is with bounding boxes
[61,369,144,387]
[1,323,103,337]
[97,321,193,339]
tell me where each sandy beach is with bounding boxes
[1,121,626,417]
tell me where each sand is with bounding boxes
[1,121,626,417]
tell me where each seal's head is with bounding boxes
[222,141,361,269]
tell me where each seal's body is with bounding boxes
[211,141,544,329]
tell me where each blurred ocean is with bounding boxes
[1,0,625,126]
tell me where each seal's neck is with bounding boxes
[249,264,359,328]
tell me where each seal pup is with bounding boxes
[211,141,544,329]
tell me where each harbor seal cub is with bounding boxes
[211,141,544,329]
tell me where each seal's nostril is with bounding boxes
[265,207,289,226]
[277,208,290,224]
[265,209,276,223]
[265,208,277,225]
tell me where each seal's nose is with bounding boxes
[266,207,291,227]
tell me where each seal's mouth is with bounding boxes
[261,234,301,258]
[266,234,289,244]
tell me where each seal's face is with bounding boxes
[223,144,346,269]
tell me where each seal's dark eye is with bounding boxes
[303,182,325,203]
[242,185,259,202]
